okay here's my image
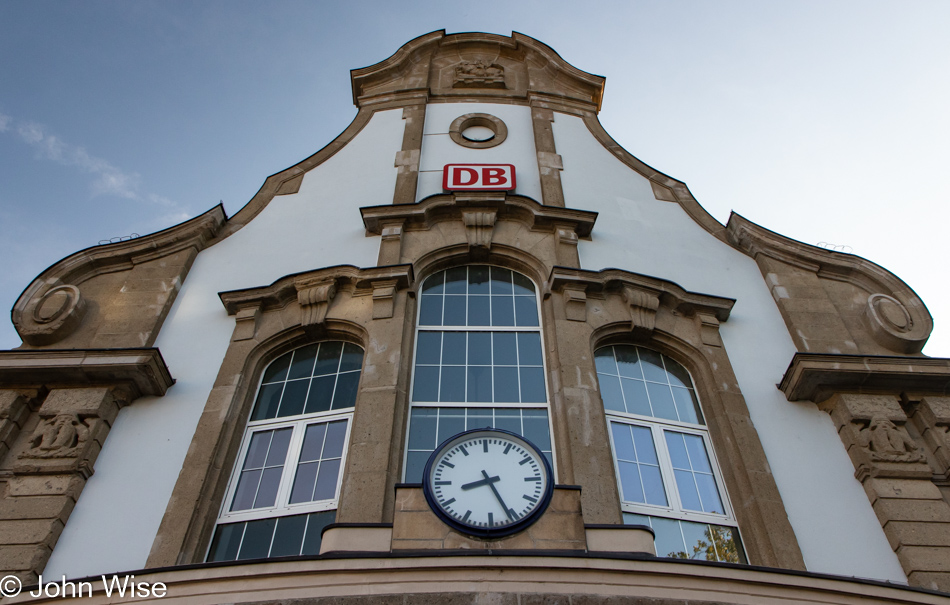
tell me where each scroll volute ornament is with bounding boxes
[295,278,336,327]
[865,293,931,354]
[14,284,87,346]
[622,286,660,336]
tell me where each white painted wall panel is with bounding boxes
[44,109,403,579]
[416,103,541,203]
[553,112,906,583]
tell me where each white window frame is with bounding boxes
[403,265,556,481]
[218,408,353,525]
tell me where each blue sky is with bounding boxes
[2,1,949,354]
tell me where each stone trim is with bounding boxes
[393,104,426,205]
[0,348,174,400]
[547,266,804,571]
[148,266,417,568]
[9,555,947,605]
[780,353,950,403]
[728,214,933,355]
[531,107,565,207]
[448,113,508,149]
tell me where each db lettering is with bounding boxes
[442,164,516,191]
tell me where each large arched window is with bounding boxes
[596,344,745,563]
[403,266,552,482]
[207,341,363,561]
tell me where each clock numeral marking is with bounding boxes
[440,461,455,468]
[441,498,456,507]
[523,494,538,503]
[488,512,494,527]
[462,510,472,523]
[519,457,531,465]
[508,508,519,520]
[435,481,452,486]
[483,439,488,453]
[524,477,541,482]
[503,444,512,454]
[459,445,469,456]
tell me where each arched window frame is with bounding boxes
[402,264,556,483]
[596,343,746,563]
[207,340,364,561]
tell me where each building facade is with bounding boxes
[1,31,949,604]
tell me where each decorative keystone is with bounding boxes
[295,278,337,327]
[622,286,660,335]
[461,210,497,249]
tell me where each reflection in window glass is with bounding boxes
[622,513,745,563]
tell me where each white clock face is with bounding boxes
[423,429,553,536]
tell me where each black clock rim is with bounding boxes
[421,427,555,539]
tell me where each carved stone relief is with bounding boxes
[16,285,87,346]
[21,413,91,459]
[860,415,927,463]
[453,60,505,88]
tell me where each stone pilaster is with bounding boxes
[821,393,950,591]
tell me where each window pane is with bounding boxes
[422,271,445,294]
[237,518,276,560]
[419,295,443,325]
[514,296,539,326]
[684,434,712,473]
[404,451,430,484]
[641,465,668,507]
[299,423,327,461]
[664,358,692,389]
[652,517,687,558]
[444,267,467,294]
[289,462,319,504]
[302,511,336,556]
[599,374,625,413]
[265,428,292,466]
[262,353,292,384]
[646,382,678,421]
[412,366,439,402]
[672,387,702,425]
[468,295,490,326]
[492,332,517,365]
[679,519,713,560]
[695,473,724,514]
[468,332,491,365]
[610,423,636,461]
[621,378,651,416]
[666,431,690,469]
[332,372,360,409]
[466,407,493,430]
[439,366,465,402]
[615,346,643,380]
[443,295,466,326]
[522,409,550,450]
[231,469,262,511]
[313,458,341,500]
[252,383,284,421]
[253,467,283,508]
[270,514,307,557]
[674,469,703,511]
[517,333,543,366]
[208,523,244,562]
[631,426,658,465]
[306,375,335,414]
[594,347,618,375]
[468,265,490,294]
[437,408,465,444]
[278,379,309,417]
[490,267,513,294]
[244,431,271,469]
[494,408,521,434]
[493,366,519,402]
[314,342,342,376]
[416,332,442,365]
[491,295,515,326]
[467,366,492,402]
[339,343,364,373]
[512,272,535,295]
[323,421,347,458]
[407,408,438,450]
[519,367,546,403]
[618,461,645,503]
[288,344,318,380]
[639,349,668,383]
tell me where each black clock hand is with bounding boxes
[481,470,516,521]
[461,474,500,491]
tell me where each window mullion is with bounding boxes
[275,421,307,509]
[653,424,681,513]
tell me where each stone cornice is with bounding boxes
[0,348,174,399]
[361,193,597,238]
[549,267,735,322]
[350,30,604,111]
[780,352,950,403]
[728,213,933,354]
[218,265,414,315]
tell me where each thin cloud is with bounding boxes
[3,114,191,223]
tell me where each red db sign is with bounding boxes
[443,164,516,191]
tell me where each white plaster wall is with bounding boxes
[43,109,402,579]
[416,103,541,203]
[552,113,907,583]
